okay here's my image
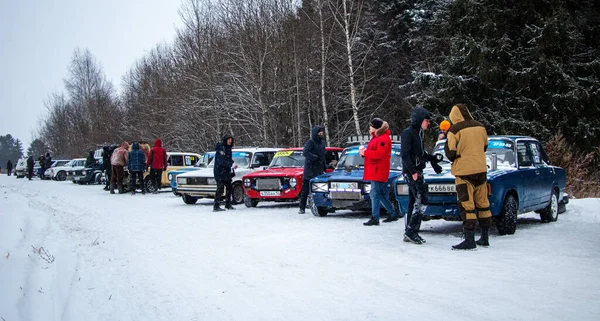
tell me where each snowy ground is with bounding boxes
[1,175,599,321]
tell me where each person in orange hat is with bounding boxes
[438,120,451,140]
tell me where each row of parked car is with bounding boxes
[166,135,568,235]
[14,134,569,236]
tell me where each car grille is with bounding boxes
[188,177,210,185]
[330,191,362,200]
[256,178,282,191]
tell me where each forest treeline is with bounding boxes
[34,0,599,196]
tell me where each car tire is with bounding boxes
[495,194,518,235]
[94,172,102,185]
[539,190,559,223]
[308,194,328,217]
[57,171,66,181]
[232,183,245,204]
[244,194,259,208]
[182,194,198,205]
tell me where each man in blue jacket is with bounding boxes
[128,142,147,194]
[213,134,237,212]
[298,126,327,214]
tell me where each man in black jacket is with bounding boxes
[27,156,34,180]
[401,106,443,244]
[298,126,327,214]
[213,134,237,212]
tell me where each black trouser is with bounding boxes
[404,172,428,236]
[130,171,145,192]
[298,179,312,211]
[150,169,163,190]
[214,178,233,207]
[104,167,112,188]
[7,169,12,176]
[27,168,34,179]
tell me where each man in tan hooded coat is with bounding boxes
[444,104,491,250]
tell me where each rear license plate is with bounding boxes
[260,191,281,197]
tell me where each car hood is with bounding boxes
[244,167,303,178]
[396,163,518,183]
[177,167,214,178]
[168,167,201,176]
[315,168,402,183]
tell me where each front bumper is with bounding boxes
[177,185,217,198]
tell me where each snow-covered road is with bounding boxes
[1,176,599,321]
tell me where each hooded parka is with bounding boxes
[303,126,327,180]
[213,134,235,182]
[363,122,392,182]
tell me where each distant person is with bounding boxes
[27,156,34,180]
[147,138,167,194]
[444,103,491,250]
[401,106,443,244]
[44,152,52,177]
[110,142,129,194]
[298,126,327,214]
[38,154,45,179]
[213,134,237,212]
[128,142,147,195]
[359,118,400,226]
[6,160,13,176]
[102,146,114,191]
[85,150,96,167]
[438,120,451,141]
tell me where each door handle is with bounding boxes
[535,170,540,175]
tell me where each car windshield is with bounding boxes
[207,151,251,168]
[270,150,304,167]
[337,147,403,171]
[486,140,516,167]
[52,160,69,167]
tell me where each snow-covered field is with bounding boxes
[1,175,599,321]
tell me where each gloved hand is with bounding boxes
[435,153,444,162]
[432,162,443,174]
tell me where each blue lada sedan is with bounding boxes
[308,144,403,217]
[394,136,568,235]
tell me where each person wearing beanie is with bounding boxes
[401,106,444,244]
[438,120,451,140]
[444,103,490,250]
[358,117,400,226]
[298,126,327,214]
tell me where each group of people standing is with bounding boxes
[102,138,168,195]
[298,103,490,251]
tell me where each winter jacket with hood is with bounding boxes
[128,143,147,172]
[363,122,392,182]
[213,134,235,181]
[148,138,167,170]
[85,151,95,167]
[401,107,438,176]
[444,104,488,176]
[111,142,129,166]
[303,126,327,180]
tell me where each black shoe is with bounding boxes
[363,218,379,226]
[213,207,225,212]
[452,230,476,250]
[298,209,305,214]
[416,234,426,244]
[382,216,399,223]
[476,227,489,247]
[403,233,423,245]
[225,205,235,210]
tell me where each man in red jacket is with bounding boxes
[147,138,167,194]
[359,117,399,226]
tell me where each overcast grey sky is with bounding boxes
[0,0,182,152]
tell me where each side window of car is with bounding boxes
[253,153,272,166]
[517,142,533,167]
[530,142,543,165]
[170,155,184,166]
[184,155,196,166]
[325,150,340,166]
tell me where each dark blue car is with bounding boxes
[308,144,403,217]
[394,136,568,235]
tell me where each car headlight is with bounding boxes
[396,184,409,195]
[177,177,187,185]
[311,182,328,192]
[289,177,297,187]
[244,178,251,187]
[82,170,87,175]
[363,183,371,193]
[168,173,173,181]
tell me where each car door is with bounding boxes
[515,140,537,210]
[529,141,552,208]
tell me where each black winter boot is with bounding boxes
[363,218,379,226]
[213,203,225,212]
[452,230,476,250]
[110,184,116,194]
[476,227,490,247]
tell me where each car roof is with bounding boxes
[167,152,202,156]
[343,144,401,151]
[231,147,281,153]
[277,147,343,152]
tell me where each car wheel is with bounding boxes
[145,177,156,193]
[57,171,66,181]
[495,194,518,235]
[94,172,102,185]
[244,194,259,208]
[308,194,328,217]
[232,183,244,204]
[182,194,198,205]
[539,190,559,223]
